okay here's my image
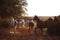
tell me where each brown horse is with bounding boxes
[28,19,34,31]
[33,15,43,34]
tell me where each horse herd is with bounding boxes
[10,17,37,30]
[10,17,48,34]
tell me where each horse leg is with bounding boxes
[40,28,43,35]
[28,26,32,32]
[34,27,38,34]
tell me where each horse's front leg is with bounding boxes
[34,27,38,34]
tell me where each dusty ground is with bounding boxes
[0,27,60,40]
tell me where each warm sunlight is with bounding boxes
[27,0,60,16]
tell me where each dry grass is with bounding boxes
[0,27,60,40]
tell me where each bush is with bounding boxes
[0,21,9,28]
[48,22,60,36]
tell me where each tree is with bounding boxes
[0,0,28,28]
[0,0,28,18]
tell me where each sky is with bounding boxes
[26,0,60,16]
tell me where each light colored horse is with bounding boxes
[10,17,17,28]
[10,17,18,34]
[17,19,25,28]
[15,19,26,28]
[10,17,14,26]
[24,19,29,29]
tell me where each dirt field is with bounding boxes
[0,27,60,40]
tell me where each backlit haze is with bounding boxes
[26,0,60,16]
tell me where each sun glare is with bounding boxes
[27,0,60,16]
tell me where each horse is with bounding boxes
[10,17,17,28]
[33,16,43,34]
[17,19,23,28]
[28,19,34,31]
[10,17,18,33]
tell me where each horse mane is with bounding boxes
[33,15,40,22]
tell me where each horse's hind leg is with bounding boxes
[40,28,43,35]
[28,26,30,31]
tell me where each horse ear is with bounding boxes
[33,16,37,21]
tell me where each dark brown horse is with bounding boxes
[28,19,34,31]
[33,15,43,34]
